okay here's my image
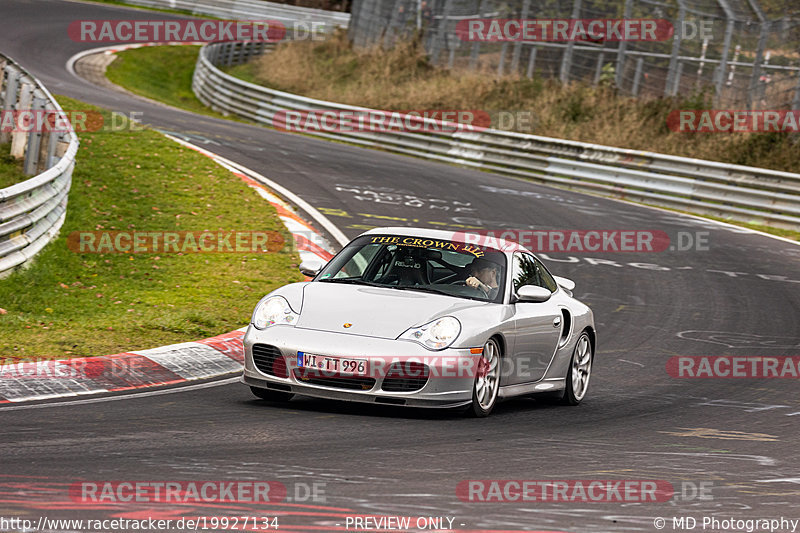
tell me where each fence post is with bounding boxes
[431,0,453,65]
[560,0,582,84]
[672,61,683,95]
[10,82,33,159]
[348,0,364,46]
[746,14,768,108]
[714,0,735,104]
[468,0,486,70]
[695,36,708,89]
[382,1,403,49]
[593,52,605,86]
[615,0,633,89]
[726,44,741,87]
[632,57,644,96]
[526,46,537,78]
[665,1,685,96]
[497,43,508,76]
[510,0,531,72]
[1,66,20,145]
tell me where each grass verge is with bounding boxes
[0,96,303,360]
[105,45,239,121]
[0,144,26,189]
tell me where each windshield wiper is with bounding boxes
[318,278,384,287]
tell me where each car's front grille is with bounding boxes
[381,362,430,392]
[252,344,288,378]
[293,368,376,391]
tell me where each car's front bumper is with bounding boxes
[242,325,478,408]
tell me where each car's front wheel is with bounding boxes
[563,331,592,405]
[468,338,501,417]
[250,386,294,402]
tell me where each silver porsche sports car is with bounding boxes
[242,227,595,416]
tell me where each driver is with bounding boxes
[465,257,500,299]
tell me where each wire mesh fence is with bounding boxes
[348,0,800,108]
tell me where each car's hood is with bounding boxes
[295,282,484,339]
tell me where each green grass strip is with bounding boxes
[0,143,26,189]
[0,95,303,360]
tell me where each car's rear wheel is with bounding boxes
[563,332,592,405]
[468,338,501,417]
[250,386,294,402]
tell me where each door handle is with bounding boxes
[553,316,562,328]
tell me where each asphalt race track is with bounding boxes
[2,1,800,532]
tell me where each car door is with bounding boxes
[507,252,562,385]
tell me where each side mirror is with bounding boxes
[299,258,324,277]
[516,285,552,303]
[553,276,575,291]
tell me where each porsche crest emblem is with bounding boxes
[343,323,352,328]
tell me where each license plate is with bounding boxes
[297,352,367,376]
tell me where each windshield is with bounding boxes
[316,234,507,303]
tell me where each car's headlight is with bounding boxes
[398,316,461,350]
[252,296,299,329]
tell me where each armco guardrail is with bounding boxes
[116,0,349,29]
[0,54,79,277]
[193,41,800,231]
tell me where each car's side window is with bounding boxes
[532,255,558,292]
[337,243,381,278]
[512,252,558,293]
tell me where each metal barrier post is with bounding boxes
[23,95,47,175]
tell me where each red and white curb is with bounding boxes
[0,136,342,405]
